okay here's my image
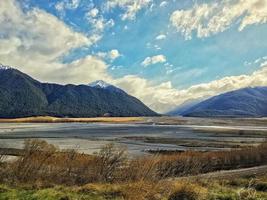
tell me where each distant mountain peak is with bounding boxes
[0,63,12,70]
[88,80,111,88]
[88,80,126,94]
[0,68,158,118]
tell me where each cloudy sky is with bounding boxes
[1,0,267,113]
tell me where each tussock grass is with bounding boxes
[1,139,267,199]
[0,116,144,123]
[168,182,207,200]
[1,179,267,200]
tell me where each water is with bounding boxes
[0,123,267,155]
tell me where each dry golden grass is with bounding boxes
[0,116,145,123]
[1,139,267,199]
[168,181,208,200]
[76,180,208,200]
[156,142,267,177]
[1,139,267,187]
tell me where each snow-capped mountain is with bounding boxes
[0,66,158,118]
[88,80,126,94]
[0,63,12,70]
[88,80,111,88]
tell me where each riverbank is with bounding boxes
[0,116,145,123]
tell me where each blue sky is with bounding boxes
[24,0,267,88]
[1,0,267,112]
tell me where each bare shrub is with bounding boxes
[1,139,267,187]
[10,139,58,183]
[2,140,128,186]
[156,151,207,178]
[125,156,161,182]
[156,142,267,178]
[47,149,95,185]
[94,143,127,183]
[0,153,5,166]
[0,151,6,182]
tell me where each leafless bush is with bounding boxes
[124,156,161,182]
[156,142,267,178]
[1,139,267,187]
[0,150,6,181]
[46,148,95,185]
[93,143,127,183]
[0,154,4,164]
[9,139,58,183]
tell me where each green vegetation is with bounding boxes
[0,68,157,118]
[1,139,267,199]
[0,184,119,200]
[1,177,267,200]
[201,176,267,200]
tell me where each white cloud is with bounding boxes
[55,2,65,12]
[109,49,121,60]
[0,0,104,84]
[261,60,267,67]
[176,64,267,103]
[159,1,168,7]
[96,49,121,61]
[245,56,267,66]
[55,0,80,16]
[50,56,111,84]
[113,76,175,112]
[170,0,267,39]
[141,55,166,67]
[90,17,114,32]
[0,37,21,55]
[0,0,94,59]
[2,0,267,114]
[105,0,153,20]
[155,34,166,40]
[85,8,115,33]
[113,63,267,112]
[87,8,99,18]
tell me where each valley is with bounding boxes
[1,117,267,156]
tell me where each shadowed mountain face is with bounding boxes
[167,99,203,116]
[170,87,267,117]
[0,65,158,118]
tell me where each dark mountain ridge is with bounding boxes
[0,65,158,118]
[169,87,267,118]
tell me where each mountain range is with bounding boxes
[0,64,158,118]
[1,64,267,119]
[168,87,267,117]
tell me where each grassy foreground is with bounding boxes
[1,176,267,200]
[1,140,267,199]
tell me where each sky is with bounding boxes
[0,0,267,113]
